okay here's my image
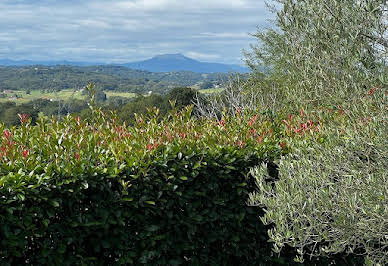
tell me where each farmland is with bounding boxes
[0,89,136,104]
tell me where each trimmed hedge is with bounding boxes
[0,107,292,265]
[0,107,362,265]
[1,150,280,265]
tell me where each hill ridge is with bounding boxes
[0,54,249,73]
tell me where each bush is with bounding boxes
[0,107,297,265]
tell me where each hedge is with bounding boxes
[0,107,362,265]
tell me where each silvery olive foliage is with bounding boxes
[245,0,387,104]
[246,0,388,264]
[248,92,388,264]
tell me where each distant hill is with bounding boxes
[0,54,249,73]
[122,54,249,73]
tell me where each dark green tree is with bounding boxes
[165,87,197,109]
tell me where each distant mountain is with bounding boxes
[0,54,249,73]
[122,54,249,73]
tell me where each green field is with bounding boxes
[0,89,136,104]
[190,84,224,94]
[198,88,224,94]
[0,87,219,105]
[105,91,136,98]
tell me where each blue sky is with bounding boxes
[0,0,275,64]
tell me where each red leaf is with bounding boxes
[22,150,29,159]
[3,130,11,140]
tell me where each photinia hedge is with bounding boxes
[0,105,354,265]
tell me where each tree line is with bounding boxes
[0,87,199,126]
[0,65,227,94]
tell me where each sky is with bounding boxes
[0,0,275,65]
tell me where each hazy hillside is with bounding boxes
[123,54,249,73]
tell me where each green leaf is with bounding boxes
[121,197,133,202]
[58,244,66,254]
[49,200,60,207]
[43,219,50,227]
[17,194,25,201]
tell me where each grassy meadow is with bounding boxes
[0,87,220,105]
[198,87,224,94]
[0,89,137,104]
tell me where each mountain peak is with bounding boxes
[123,53,249,73]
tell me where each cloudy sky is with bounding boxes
[0,0,275,65]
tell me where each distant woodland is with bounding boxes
[0,65,228,94]
[0,65,230,126]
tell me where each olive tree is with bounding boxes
[247,0,388,264]
[245,0,387,105]
[249,93,388,264]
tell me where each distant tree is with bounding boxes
[78,108,93,121]
[117,94,166,125]
[66,99,89,114]
[0,102,16,115]
[84,88,106,103]
[0,102,38,126]
[106,96,131,108]
[165,87,197,109]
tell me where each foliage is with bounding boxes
[0,78,372,265]
[0,1,386,264]
[199,80,214,90]
[239,0,388,264]
[117,87,198,125]
[0,102,39,126]
[0,99,89,126]
[0,105,303,265]
[0,65,227,94]
[244,0,387,109]
[249,87,388,264]
[0,87,198,126]
[165,87,198,110]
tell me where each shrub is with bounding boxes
[0,106,296,265]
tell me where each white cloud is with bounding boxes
[186,52,221,61]
[113,0,259,12]
[194,32,251,39]
[77,19,111,29]
[0,0,274,64]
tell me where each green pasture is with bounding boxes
[198,88,224,94]
[105,91,136,98]
[190,84,223,94]
[0,87,219,105]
